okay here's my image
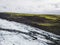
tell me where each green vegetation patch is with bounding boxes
[0,12,60,35]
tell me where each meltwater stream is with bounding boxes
[0,18,60,45]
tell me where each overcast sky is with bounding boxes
[0,0,60,14]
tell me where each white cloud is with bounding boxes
[0,0,60,14]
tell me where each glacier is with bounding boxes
[0,18,60,45]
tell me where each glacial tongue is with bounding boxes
[0,18,60,45]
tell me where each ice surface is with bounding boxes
[0,18,60,45]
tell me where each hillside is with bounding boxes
[0,13,60,35]
[0,18,60,45]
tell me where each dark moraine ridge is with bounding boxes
[0,13,60,35]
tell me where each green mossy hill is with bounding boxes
[0,13,60,35]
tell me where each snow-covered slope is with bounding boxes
[0,18,60,45]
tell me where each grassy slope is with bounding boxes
[0,12,60,35]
